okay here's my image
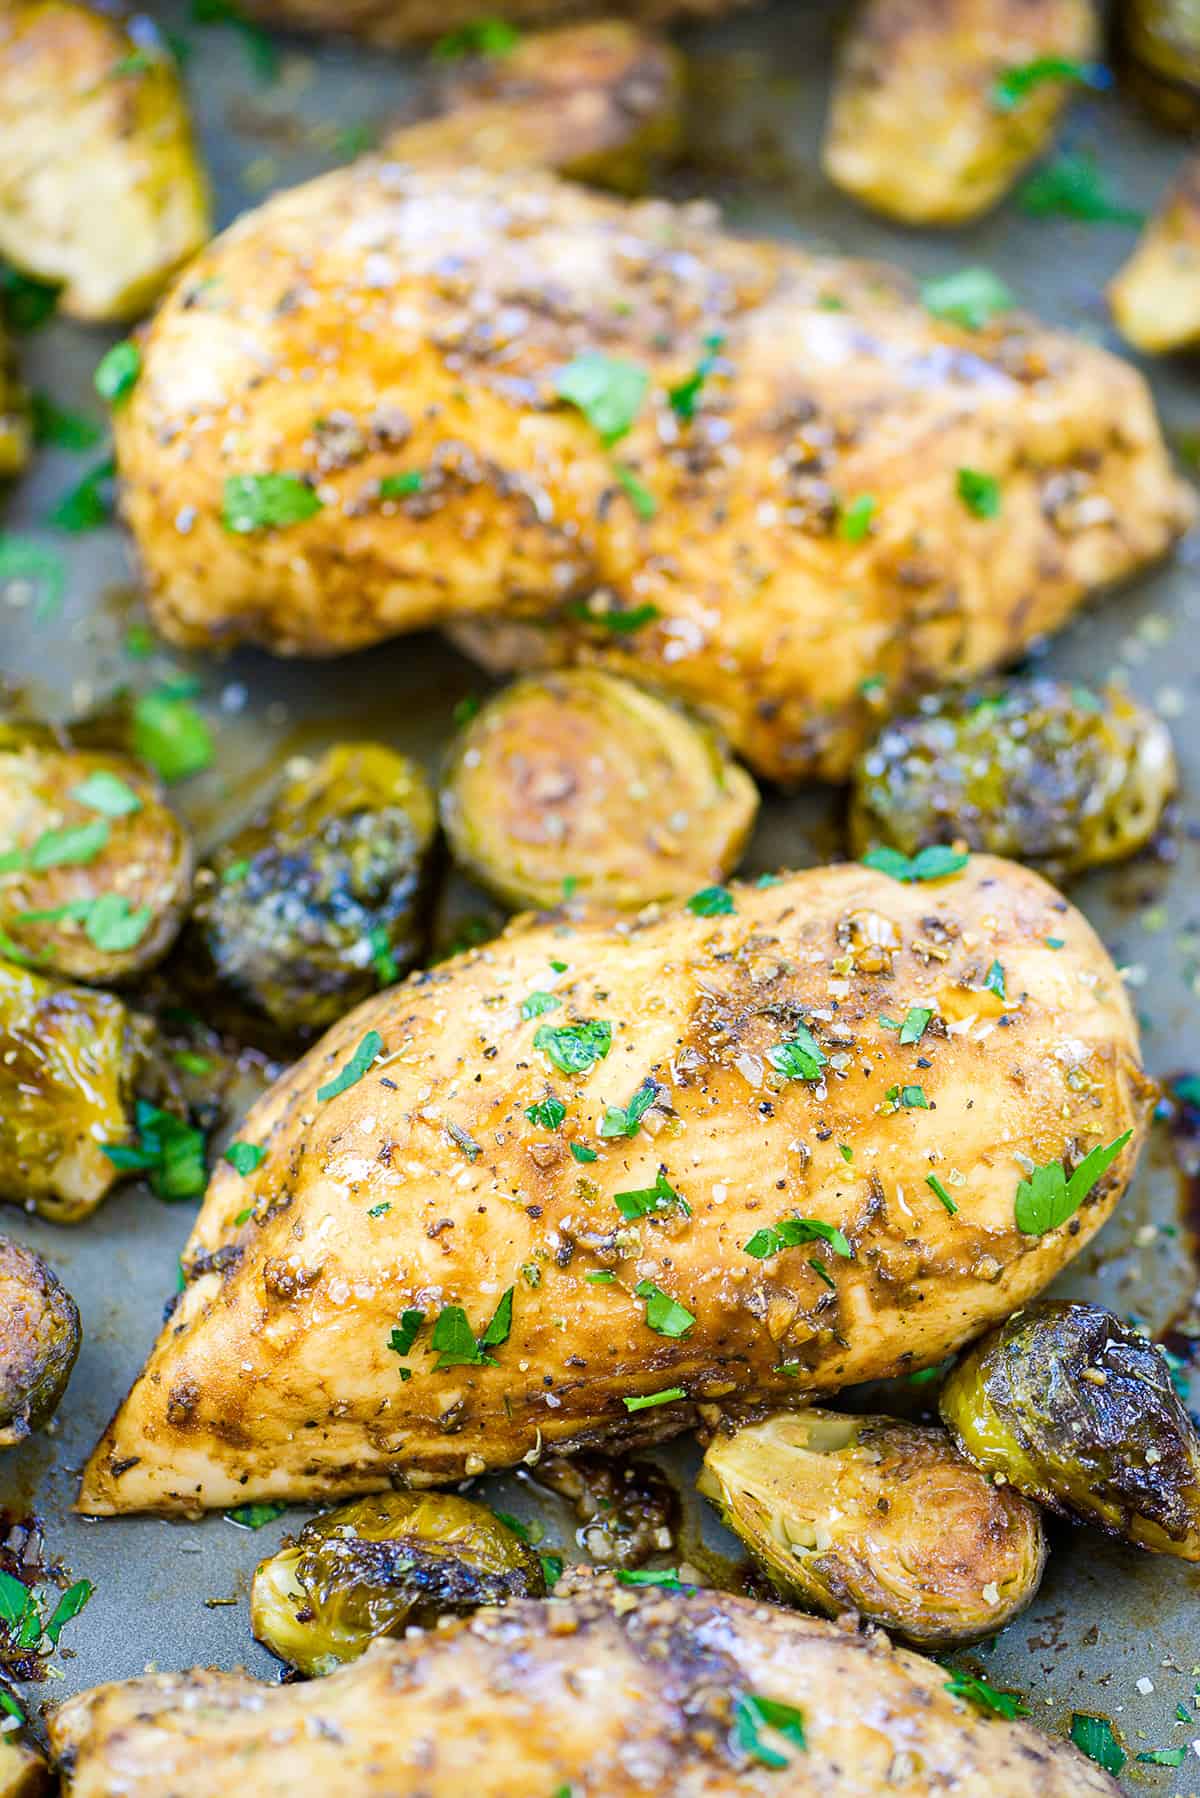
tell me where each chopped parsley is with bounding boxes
[31,392,102,450]
[992,55,1102,110]
[0,266,59,332]
[525,1097,566,1131]
[983,959,1006,999]
[94,340,142,406]
[838,1143,853,1162]
[568,597,659,633]
[687,885,735,917]
[925,1174,957,1215]
[534,1019,611,1075]
[744,1217,851,1260]
[944,1671,1030,1719]
[921,266,1014,332]
[0,817,109,873]
[586,1269,615,1283]
[101,1100,207,1200]
[838,493,876,543]
[222,472,323,533]
[12,892,152,953]
[316,1029,384,1102]
[48,456,116,532]
[1018,151,1142,225]
[667,333,725,422]
[224,1140,265,1176]
[70,770,141,816]
[614,1169,689,1221]
[388,1308,424,1358]
[1069,1714,1125,1775]
[570,1142,599,1163]
[1137,1747,1187,1766]
[379,471,423,498]
[541,1553,564,1586]
[368,922,398,986]
[614,1567,690,1589]
[432,16,520,56]
[430,1289,514,1367]
[225,1503,285,1530]
[767,1024,827,1083]
[734,1693,807,1768]
[132,681,213,782]
[521,990,561,1021]
[887,1084,929,1109]
[1045,935,1065,950]
[623,1387,685,1412]
[613,463,656,520]
[635,1280,695,1337]
[862,844,968,883]
[956,467,1002,519]
[1014,1130,1132,1235]
[899,1006,932,1046]
[555,352,648,446]
[599,1078,657,1139]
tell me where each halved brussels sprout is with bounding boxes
[440,672,758,912]
[251,1492,546,1677]
[390,21,683,196]
[194,743,435,1039]
[0,1,210,320]
[1121,0,1200,131]
[0,723,192,984]
[0,1235,81,1443]
[1109,156,1200,353]
[0,956,143,1223]
[698,1408,1045,1648]
[940,1302,1200,1559]
[823,0,1098,225]
[849,679,1174,882]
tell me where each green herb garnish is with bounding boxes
[570,1142,598,1163]
[132,681,213,781]
[95,340,142,406]
[316,1029,384,1102]
[0,267,58,332]
[389,1308,424,1357]
[992,56,1100,110]
[534,1019,611,1075]
[568,597,659,633]
[899,1006,931,1046]
[432,17,520,57]
[983,959,1006,999]
[862,845,968,883]
[31,392,102,450]
[614,1169,689,1221]
[599,1078,657,1140]
[71,770,142,817]
[623,1386,686,1412]
[613,463,656,519]
[224,1141,265,1176]
[667,333,725,422]
[734,1693,807,1769]
[555,353,648,446]
[1014,1130,1132,1235]
[687,885,735,917]
[767,1024,827,1083]
[222,472,322,533]
[102,1099,206,1200]
[48,456,116,532]
[635,1279,695,1337]
[1069,1714,1125,1775]
[521,990,562,1021]
[0,536,65,619]
[744,1217,851,1260]
[925,1174,957,1215]
[838,494,876,542]
[921,266,1014,331]
[225,1503,286,1530]
[525,1097,566,1131]
[1018,152,1142,225]
[379,471,423,498]
[957,467,1002,519]
[944,1671,1030,1719]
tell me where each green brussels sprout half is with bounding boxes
[440,671,758,913]
[0,1235,81,1443]
[849,679,1174,882]
[0,956,144,1222]
[940,1302,1200,1559]
[251,1492,546,1676]
[698,1408,1045,1648]
[196,742,436,1038]
[0,722,192,984]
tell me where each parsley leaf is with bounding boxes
[48,456,116,532]
[944,1671,1030,1719]
[957,467,1002,519]
[1069,1714,1125,1775]
[614,1169,689,1220]
[521,990,561,1021]
[555,352,648,446]
[744,1217,851,1259]
[921,267,1014,331]
[432,16,520,56]
[735,1693,807,1768]
[389,1308,424,1357]
[225,1503,286,1530]
[480,1285,514,1349]
[222,473,322,533]
[94,340,142,406]
[838,494,876,542]
[568,597,659,634]
[613,463,656,519]
[71,770,142,817]
[623,1386,686,1412]
[525,1097,566,1131]
[379,471,423,498]
[132,682,213,781]
[635,1279,695,1337]
[0,817,109,873]
[430,1290,514,1368]
[43,1579,93,1645]
[992,55,1101,110]
[0,266,58,332]
[31,392,102,450]
[667,333,725,422]
[862,845,968,883]
[316,1029,383,1102]
[926,1174,957,1214]
[1014,1130,1132,1235]
[534,1019,611,1075]
[687,885,735,917]
[767,1024,827,1083]
[599,1078,657,1139]
[899,1006,931,1046]
[570,1141,598,1163]
[224,1140,265,1176]
[1018,152,1142,225]
[101,1099,206,1200]
[983,959,1006,999]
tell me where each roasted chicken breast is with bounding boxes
[115,162,1192,781]
[79,856,1150,1516]
[48,1575,1120,1797]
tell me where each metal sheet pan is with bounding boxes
[4,0,1200,1778]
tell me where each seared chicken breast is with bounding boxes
[116,162,1191,782]
[80,856,1149,1516]
[49,1575,1119,1797]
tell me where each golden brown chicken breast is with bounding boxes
[114,161,1192,782]
[48,1576,1120,1797]
[1109,154,1200,352]
[79,855,1150,1516]
[243,0,741,49]
[0,1,210,322]
[387,20,683,195]
[824,0,1099,226]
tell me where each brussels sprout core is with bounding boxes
[0,1235,81,1443]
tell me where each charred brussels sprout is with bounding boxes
[0,723,192,984]
[698,1408,1045,1648]
[195,743,435,1038]
[251,1492,546,1676]
[0,957,144,1222]
[1122,0,1200,131]
[940,1302,1200,1559]
[440,672,758,912]
[0,1236,80,1443]
[849,679,1174,882]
